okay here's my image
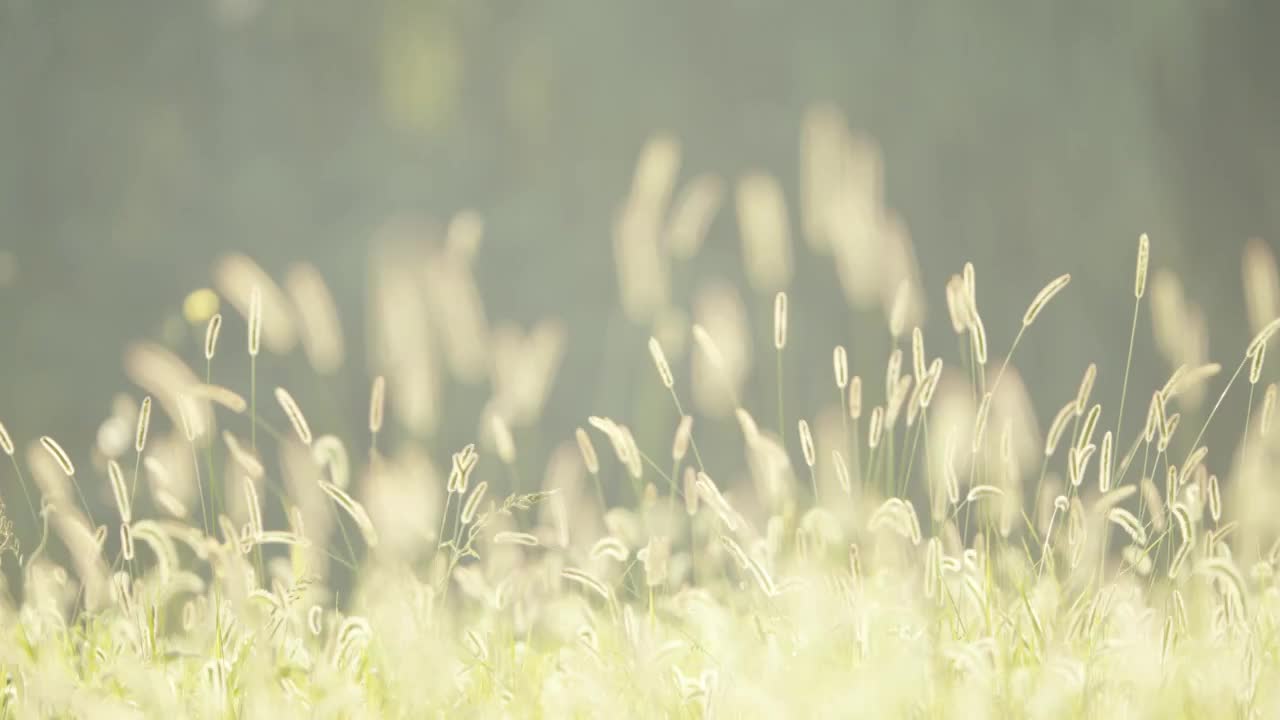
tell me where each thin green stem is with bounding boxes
[851,419,862,491]
[25,502,50,568]
[921,416,935,530]
[437,493,454,549]
[68,473,95,529]
[188,442,209,538]
[1113,426,1146,489]
[637,449,678,496]
[206,360,222,529]
[250,356,258,453]
[1243,383,1266,561]
[668,458,679,520]
[1113,299,1141,475]
[1242,382,1258,467]
[1183,355,1248,468]
[332,502,359,568]
[863,445,880,497]
[898,419,925,499]
[776,349,785,438]
[839,390,850,458]
[990,325,1026,398]
[1134,440,1153,524]
[1036,508,1059,580]
[7,455,38,527]
[972,334,987,399]
[1096,518,1112,586]
[669,391,705,474]
[1030,453,1050,533]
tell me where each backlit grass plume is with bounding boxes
[2,111,1280,720]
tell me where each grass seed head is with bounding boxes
[39,435,75,476]
[833,345,848,389]
[369,376,386,434]
[247,286,263,357]
[204,313,222,361]
[274,387,313,446]
[773,291,788,350]
[1135,233,1150,299]
[1023,273,1071,326]
[648,336,675,389]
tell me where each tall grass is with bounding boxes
[1,115,1279,719]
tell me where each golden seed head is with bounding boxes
[773,292,788,350]
[648,336,674,389]
[40,435,75,476]
[833,345,848,389]
[672,415,693,462]
[1023,273,1071,327]
[576,427,600,475]
[1135,234,1150,299]
[204,313,222,361]
[848,376,862,420]
[868,406,884,449]
[135,396,152,453]
[368,376,386,434]
[247,286,263,357]
[1251,341,1267,385]
[911,327,926,382]
[798,419,816,468]
[274,387,312,446]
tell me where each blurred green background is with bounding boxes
[2,1,1280,532]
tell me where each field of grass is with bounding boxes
[3,117,1280,719]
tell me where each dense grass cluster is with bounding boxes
[3,113,1280,718]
